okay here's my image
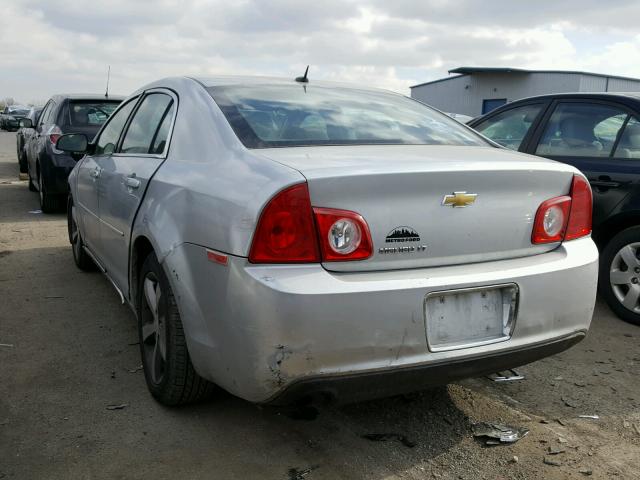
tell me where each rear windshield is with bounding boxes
[67,100,121,127]
[208,85,488,149]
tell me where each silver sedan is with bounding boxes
[57,76,598,405]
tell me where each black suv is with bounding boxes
[21,94,123,212]
[469,93,640,326]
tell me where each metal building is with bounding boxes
[411,67,640,118]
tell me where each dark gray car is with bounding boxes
[21,94,123,212]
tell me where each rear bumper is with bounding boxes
[164,236,598,403]
[269,331,585,405]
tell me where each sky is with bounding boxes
[2,0,640,105]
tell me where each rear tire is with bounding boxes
[17,143,28,173]
[28,167,36,192]
[67,196,95,272]
[137,252,216,405]
[599,226,640,326]
[38,170,63,213]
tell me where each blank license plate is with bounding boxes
[425,285,518,352]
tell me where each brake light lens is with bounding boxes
[313,208,373,261]
[532,175,592,244]
[248,183,373,263]
[565,175,592,241]
[248,183,320,263]
[532,196,571,243]
[48,125,63,150]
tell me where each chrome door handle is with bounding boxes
[125,176,141,189]
[89,167,101,178]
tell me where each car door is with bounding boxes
[472,102,548,152]
[76,98,139,256]
[96,90,176,291]
[28,100,52,173]
[528,100,634,230]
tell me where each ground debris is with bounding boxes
[0,343,14,348]
[562,396,579,408]
[578,415,599,420]
[544,456,562,466]
[472,422,529,445]
[361,433,416,448]
[548,446,566,455]
[287,465,318,480]
[106,403,128,410]
[127,365,143,373]
[579,467,593,476]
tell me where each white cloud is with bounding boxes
[1,0,639,104]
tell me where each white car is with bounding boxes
[57,76,598,406]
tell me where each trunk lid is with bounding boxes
[257,145,577,272]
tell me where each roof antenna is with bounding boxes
[295,65,309,83]
[105,65,111,98]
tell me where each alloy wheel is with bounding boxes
[141,273,167,385]
[610,242,640,313]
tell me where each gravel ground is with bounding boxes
[0,130,639,479]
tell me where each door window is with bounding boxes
[120,94,173,154]
[38,101,52,126]
[613,117,640,159]
[535,103,628,157]
[94,98,138,156]
[474,104,543,150]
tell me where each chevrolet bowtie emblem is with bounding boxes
[442,191,478,208]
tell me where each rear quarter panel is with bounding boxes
[130,77,303,267]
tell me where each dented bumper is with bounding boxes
[164,237,598,403]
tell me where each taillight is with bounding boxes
[532,175,592,244]
[48,125,63,147]
[313,208,373,261]
[248,183,373,263]
[248,183,320,263]
[565,175,592,240]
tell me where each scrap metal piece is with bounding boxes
[487,369,525,382]
[472,422,529,445]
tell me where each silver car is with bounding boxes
[57,76,598,406]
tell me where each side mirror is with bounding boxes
[19,118,33,128]
[57,133,88,154]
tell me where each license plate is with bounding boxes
[425,284,518,352]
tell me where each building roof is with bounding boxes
[411,67,640,89]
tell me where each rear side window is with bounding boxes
[208,85,488,149]
[614,117,640,159]
[474,104,543,150]
[535,103,628,158]
[94,99,138,156]
[67,101,120,127]
[120,93,173,154]
[39,101,53,125]
[150,104,175,154]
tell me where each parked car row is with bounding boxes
[11,78,637,410]
[469,93,640,326]
[1,105,31,131]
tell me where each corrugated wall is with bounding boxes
[411,72,640,116]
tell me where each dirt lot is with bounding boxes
[0,131,639,479]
